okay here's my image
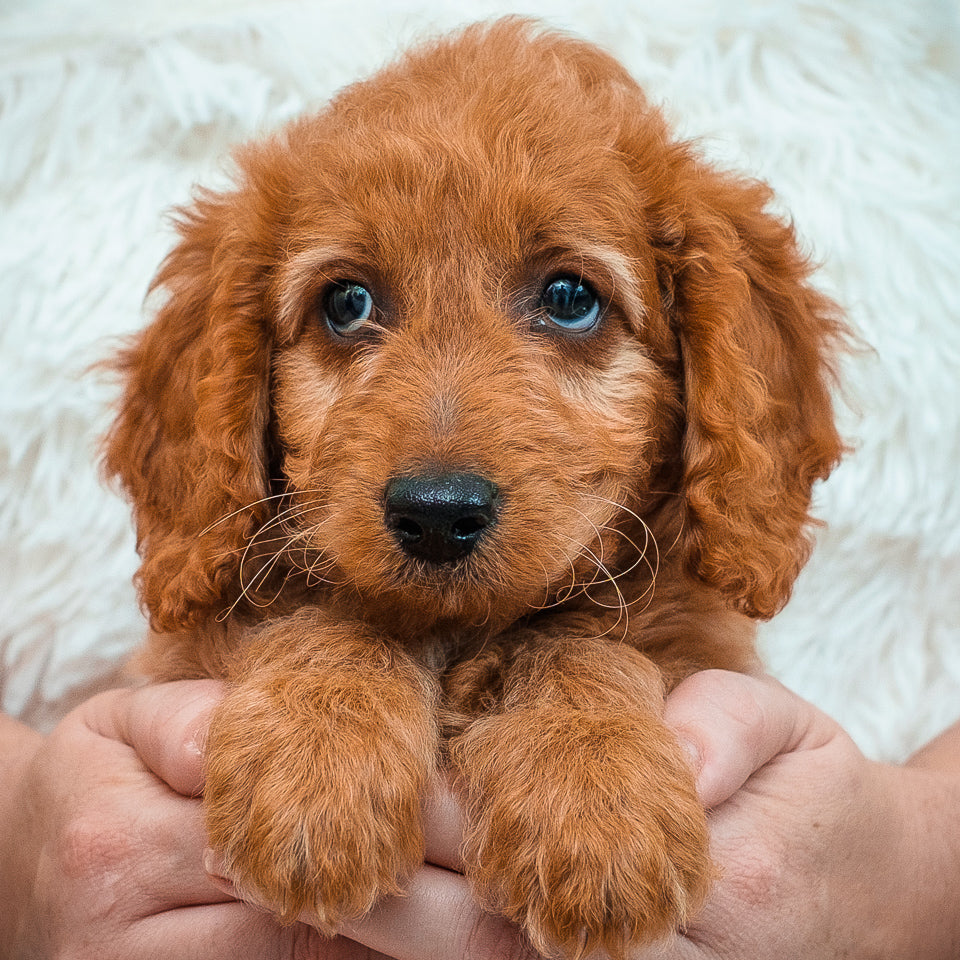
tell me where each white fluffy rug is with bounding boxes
[2,0,958,761]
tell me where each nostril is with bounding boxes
[394,516,424,544]
[451,515,487,541]
[384,472,500,565]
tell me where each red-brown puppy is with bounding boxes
[105,17,844,959]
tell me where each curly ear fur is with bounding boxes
[103,177,277,632]
[655,166,845,619]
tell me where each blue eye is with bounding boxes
[324,282,374,334]
[539,276,601,332]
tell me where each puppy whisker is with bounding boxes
[579,494,662,601]
[197,488,327,539]
[568,538,632,643]
[527,538,600,612]
[214,500,338,612]
[203,500,327,560]
[218,547,288,622]
[553,531,629,625]
[568,504,652,590]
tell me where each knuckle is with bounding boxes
[680,669,769,741]
[726,837,789,912]
[456,911,540,960]
[290,923,328,960]
[56,813,132,884]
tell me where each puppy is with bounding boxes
[105,17,844,959]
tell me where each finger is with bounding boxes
[627,931,703,960]
[133,798,241,911]
[136,902,390,960]
[204,850,492,960]
[84,680,226,797]
[72,683,235,908]
[202,781,475,954]
[346,865,541,960]
[204,855,536,960]
[663,670,834,809]
[225,862,537,960]
[422,777,466,870]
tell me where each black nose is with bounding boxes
[384,473,500,565]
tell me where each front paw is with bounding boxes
[453,708,712,959]
[204,678,436,928]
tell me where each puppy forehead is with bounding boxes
[276,33,648,261]
[284,135,637,267]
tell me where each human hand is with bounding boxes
[351,672,960,960]
[220,670,960,960]
[325,671,960,960]
[15,674,955,960]
[634,670,960,960]
[0,681,538,960]
[0,681,351,959]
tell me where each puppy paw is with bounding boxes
[204,674,436,928]
[454,708,712,959]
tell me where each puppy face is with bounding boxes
[106,19,842,639]
[268,117,679,631]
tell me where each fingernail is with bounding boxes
[677,736,702,776]
[203,847,229,880]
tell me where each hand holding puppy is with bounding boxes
[3,676,959,958]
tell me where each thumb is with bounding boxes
[83,680,226,797]
[664,670,834,809]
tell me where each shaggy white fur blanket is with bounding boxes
[1,0,958,761]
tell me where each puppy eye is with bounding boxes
[539,276,601,332]
[323,281,374,335]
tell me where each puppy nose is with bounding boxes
[384,473,500,565]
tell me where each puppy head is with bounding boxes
[105,18,843,636]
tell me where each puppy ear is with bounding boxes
[656,169,845,619]
[104,186,275,632]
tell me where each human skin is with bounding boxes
[0,682,317,960]
[0,681,524,960]
[645,672,960,959]
[2,673,959,959]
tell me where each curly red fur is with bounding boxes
[104,18,844,958]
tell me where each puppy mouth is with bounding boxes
[382,471,501,568]
[296,467,630,630]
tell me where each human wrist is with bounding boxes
[0,714,43,954]
[0,712,42,817]
[907,721,960,776]
[886,758,960,959]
